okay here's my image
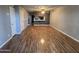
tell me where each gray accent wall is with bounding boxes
[0,6,12,46]
[50,6,79,40]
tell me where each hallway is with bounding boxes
[1,6,79,53]
[5,26,79,53]
[0,0,79,58]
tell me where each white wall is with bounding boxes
[19,6,29,32]
[50,6,79,41]
[0,6,12,47]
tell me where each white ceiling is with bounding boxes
[23,5,59,12]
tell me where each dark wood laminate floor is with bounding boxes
[5,26,79,53]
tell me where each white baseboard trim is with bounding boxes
[0,34,15,48]
[34,24,49,26]
[0,26,29,48]
[51,26,79,42]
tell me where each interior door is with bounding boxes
[9,6,16,36]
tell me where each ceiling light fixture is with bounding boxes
[41,9,45,14]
